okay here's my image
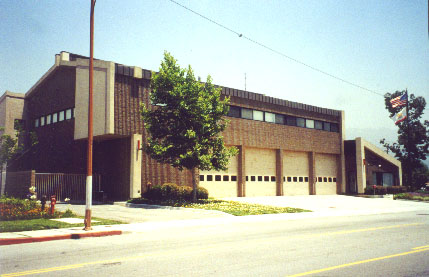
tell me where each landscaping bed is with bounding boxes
[394,191,429,202]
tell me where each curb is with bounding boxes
[0,230,122,246]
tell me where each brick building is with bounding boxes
[0,52,402,200]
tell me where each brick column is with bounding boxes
[309,152,316,195]
[237,145,245,197]
[276,149,283,196]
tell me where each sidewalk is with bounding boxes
[1,196,428,246]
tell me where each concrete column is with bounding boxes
[276,149,283,196]
[237,145,245,197]
[339,110,346,194]
[355,137,365,194]
[309,152,316,195]
[130,134,142,198]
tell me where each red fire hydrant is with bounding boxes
[50,195,56,215]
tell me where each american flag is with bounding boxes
[390,93,407,108]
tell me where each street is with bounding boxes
[1,210,429,276]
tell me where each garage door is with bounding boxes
[245,148,277,196]
[199,155,238,198]
[283,151,310,195]
[315,153,338,195]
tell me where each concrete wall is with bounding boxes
[0,91,25,137]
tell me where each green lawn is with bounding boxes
[129,199,311,216]
[0,217,123,233]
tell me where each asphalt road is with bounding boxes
[1,211,429,276]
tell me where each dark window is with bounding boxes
[264,176,269,182]
[318,177,322,182]
[286,116,297,126]
[227,106,241,118]
[323,177,328,182]
[246,176,249,181]
[283,176,286,182]
[271,176,276,182]
[258,176,263,182]
[304,177,309,182]
[231,176,237,181]
[333,177,337,182]
[323,122,331,131]
[287,177,292,182]
[296,118,306,127]
[299,177,303,182]
[293,177,298,182]
[315,121,323,130]
[251,176,256,182]
[207,175,213,181]
[215,175,221,181]
[331,123,339,132]
[199,175,204,181]
[328,177,332,182]
[241,108,253,120]
[275,114,285,125]
[223,175,229,181]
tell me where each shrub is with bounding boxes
[178,186,193,201]
[143,185,163,201]
[364,186,387,195]
[386,186,407,194]
[160,183,180,200]
[193,186,209,200]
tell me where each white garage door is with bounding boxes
[315,153,338,195]
[245,148,277,196]
[199,155,238,198]
[283,151,310,195]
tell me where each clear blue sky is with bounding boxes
[0,0,428,148]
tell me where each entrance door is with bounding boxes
[348,172,357,194]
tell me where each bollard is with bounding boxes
[50,195,56,215]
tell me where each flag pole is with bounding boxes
[405,89,411,187]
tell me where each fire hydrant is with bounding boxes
[50,195,56,215]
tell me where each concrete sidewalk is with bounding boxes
[1,196,428,246]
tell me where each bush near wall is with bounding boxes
[364,186,407,195]
[142,183,209,201]
[0,196,60,220]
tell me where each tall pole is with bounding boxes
[85,0,96,231]
[405,89,411,187]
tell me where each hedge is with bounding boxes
[143,183,209,201]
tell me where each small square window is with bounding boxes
[35,119,39,128]
[200,175,204,181]
[323,122,331,131]
[299,177,303,182]
[253,110,264,121]
[306,119,314,129]
[271,176,276,182]
[258,176,263,182]
[46,114,51,125]
[264,176,269,182]
[318,177,322,182]
[315,121,323,130]
[241,108,253,120]
[296,118,305,127]
[246,176,249,181]
[275,114,285,124]
[293,177,298,182]
[305,177,309,182]
[66,109,72,120]
[283,176,286,182]
[59,111,65,121]
[251,176,256,182]
[265,112,275,123]
[331,123,339,132]
[215,175,221,181]
[223,175,229,181]
[287,177,292,182]
[227,106,241,118]
[40,116,45,126]
[207,175,213,181]
[231,176,237,182]
[286,116,297,126]
[323,177,328,182]
[328,177,333,182]
[52,113,58,123]
[333,177,337,182]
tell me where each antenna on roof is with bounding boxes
[244,73,247,92]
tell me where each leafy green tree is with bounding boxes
[141,52,238,201]
[380,90,429,188]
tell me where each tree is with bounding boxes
[380,90,429,188]
[141,52,238,201]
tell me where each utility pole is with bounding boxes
[85,0,96,231]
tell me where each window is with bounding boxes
[251,176,256,182]
[293,177,298,182]
[333,177,337,182]
[246,176,249,181]
[299,177,303,182]
[35,118,39,128]
[318,177,322,182]
[46,114,51,125]
[271,176,276,182]
[286,116,296,126]
[306,119,314,129]
[52,113,58,123]
[296,118,305,127]
[253,110,264,121]
[207,175,213,181]
[231,176,237,181]
[331,123,339,132]
[72,108,75,118]
[283,176,286,182]
[241,108,253,120]
[228,106,241,118]
[59,111,65,121]
[223,175,229,181]
[314,121,323,130]
[200,175,204,181]
[66,109,72,120]
[264,176,269,182]
[275,114,285,124]
[287,177,292,182]
[305,177,309,182]
[258,176,263,182]
[323,122,331,131]
[323,177,328,182]
[215,175,221,181]
[40,116,45,126]
[328,177,333,182]
[265,112,275,123]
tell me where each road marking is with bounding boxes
[288,246,429,277]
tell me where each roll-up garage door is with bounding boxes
[315,153,338,195]
[283,151,310,195]
[199,155,238,198]
[245,148,276,196]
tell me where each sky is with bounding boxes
[0,0,428,151]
